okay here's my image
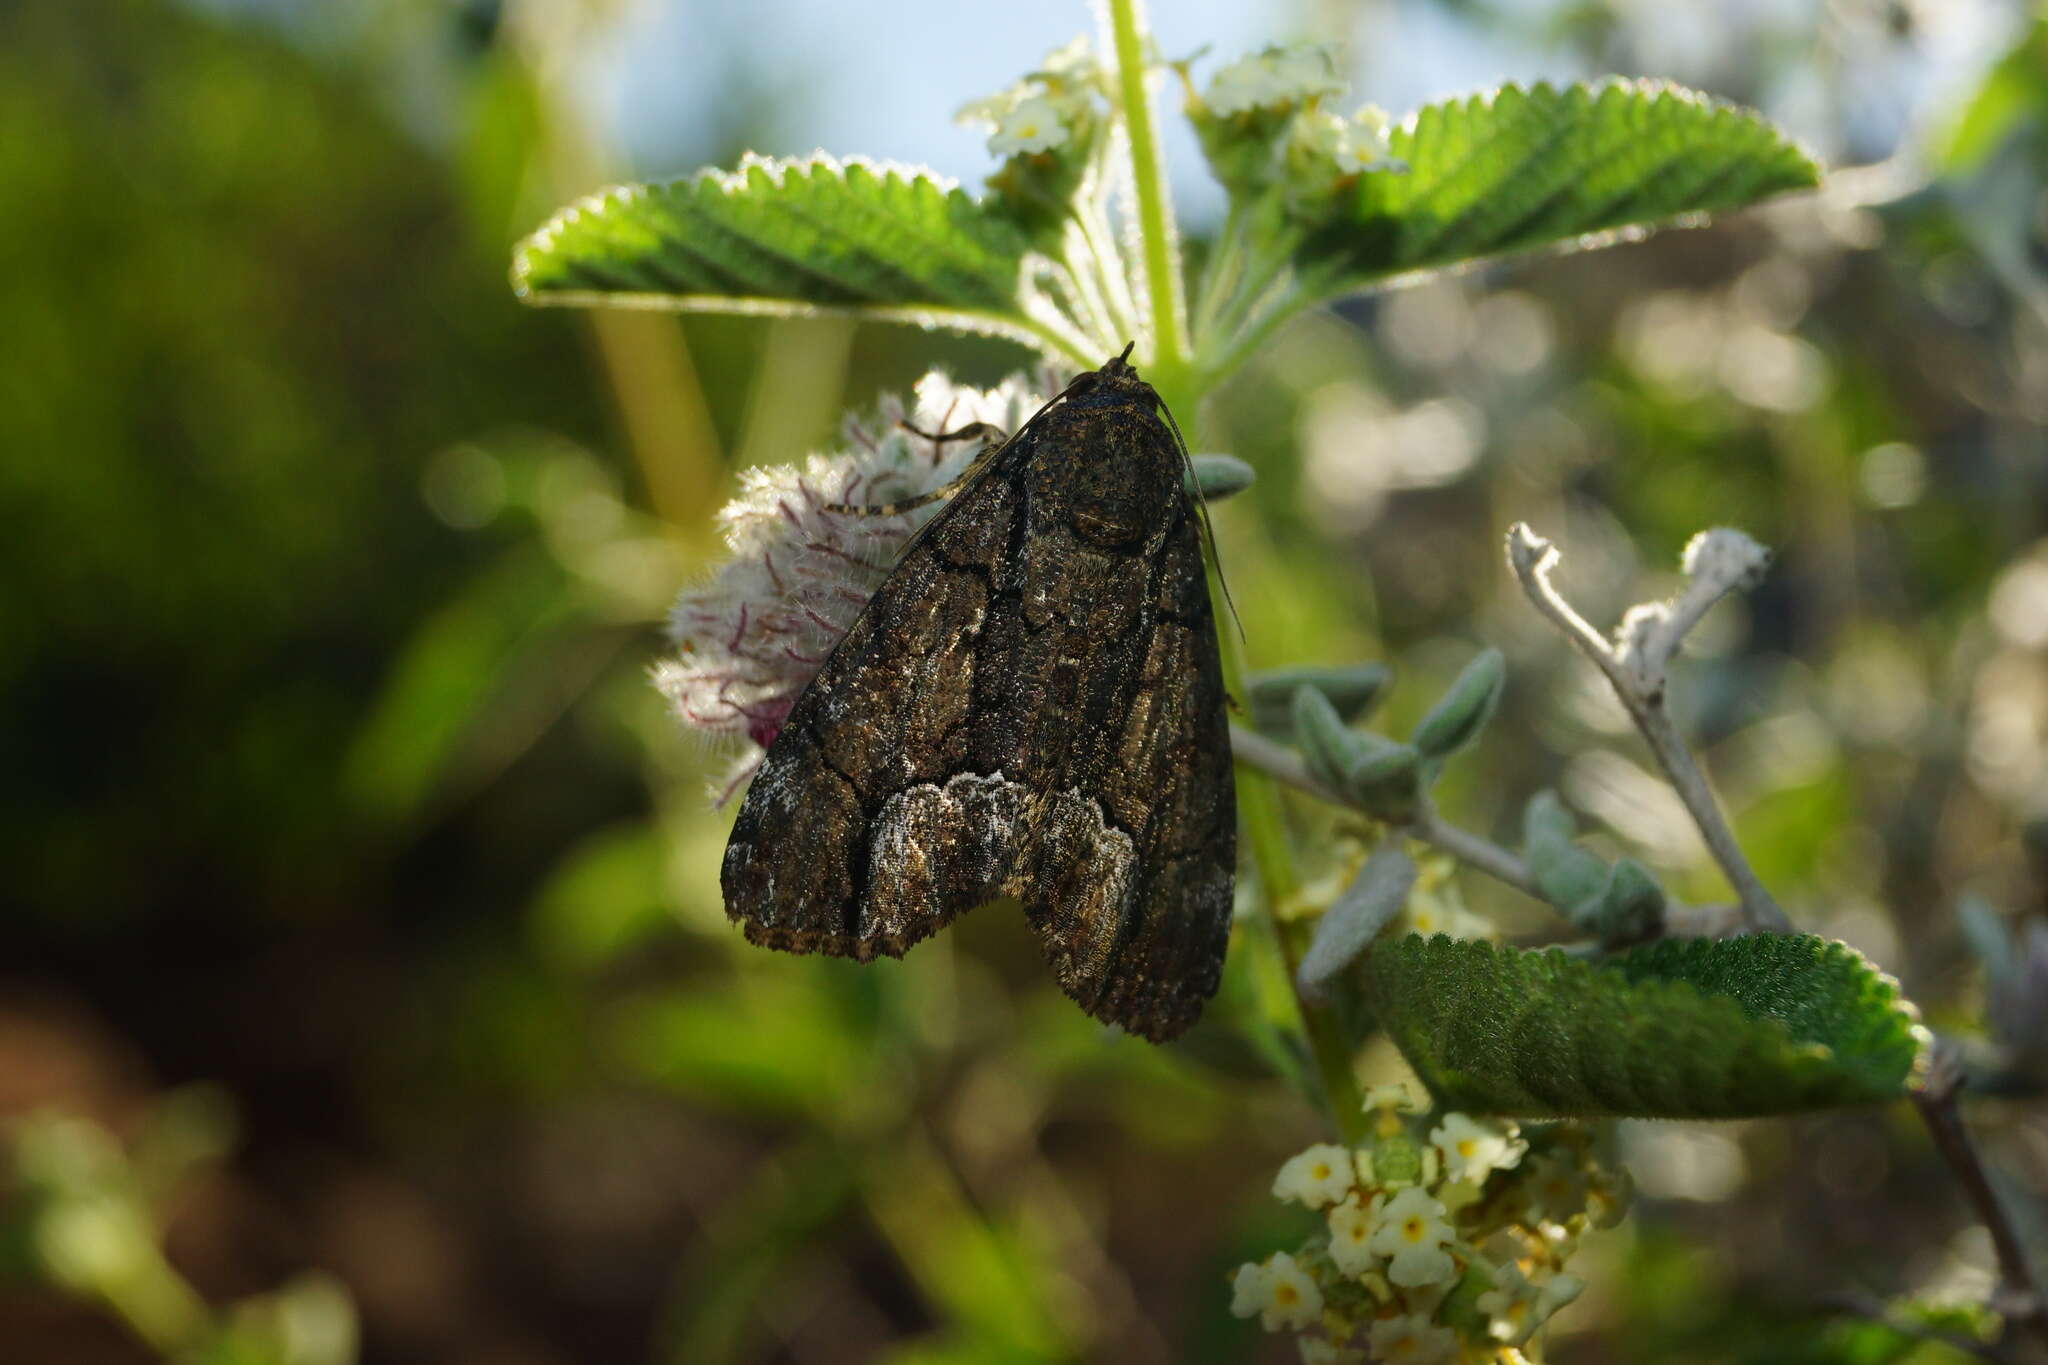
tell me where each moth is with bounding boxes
[720,348,1234,1042]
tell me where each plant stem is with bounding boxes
[1232,722,1545,896]
[1505,524,1792,933]
[1101,0,1191,412]
[1096,0,1359,1138]
[1914,1047,2048,1357]
[1189,203,1246,343]
[1218,621,1367,1142]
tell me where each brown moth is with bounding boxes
[720,349,1234,1042]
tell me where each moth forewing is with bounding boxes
[720,354,1235,1042]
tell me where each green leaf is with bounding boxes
[1300,80,1820,291]
[513,153,1045,346]
[1248,663,1390,733]
[1186,452,1256,501]
[1409,647,1504,762]
[1297,844,1417,998]
[1291,684,1360,792]
[1935,18,2048,172]
[341,546,580,822]
[1364,933,1927,1118]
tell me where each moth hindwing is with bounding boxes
[720,353,1235,1043]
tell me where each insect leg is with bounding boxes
[824,421,1011,517]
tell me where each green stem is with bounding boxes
[1198,281,1319,397]
[1101,0,1190,412]
[1189,203,1246,344]
[1212,569,1367,1144]
[1097,0,1359,1139]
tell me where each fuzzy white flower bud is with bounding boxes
[655,371,1049,802]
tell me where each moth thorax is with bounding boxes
[1046,420,1176,548]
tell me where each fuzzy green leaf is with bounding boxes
[1249,663,1390,733]
[1409,647,1504,761]
[1364,933,1926,1118]
[1301,80,1820,290]
[513,154,1042,344]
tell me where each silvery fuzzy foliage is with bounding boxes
[656,368,1055,802]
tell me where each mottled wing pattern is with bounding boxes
[721,361,1234,1042]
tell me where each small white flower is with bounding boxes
[1402,882,1493,940]
[1229,1259,1272,1320]
[1205,42,1344,117]
[1478,1261,1586,1344]
[1521,1151,1590,1221]
[1273,1142,1357,1209]
[988,94,1072,157]
[1589,1164,1634,1228]
[1367,1187,1457,1287]
[1229,1252,1323,1331]
[1367,1312,1459,1364]
[1430,1113,1525,1186]
[1336,107,1394,173]
[1476,1260,1543,1342]
[1034,35,1096,85]
[1290,107,1396,176]
[1326,1194,1378,1277]
[1299,1336,1363,1365]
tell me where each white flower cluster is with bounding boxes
[1229,1084,1628,1363]
[1187,41,1396,209]
[1204,43,1347,117]
[958,36,1103,161]
[655,370,1050,802]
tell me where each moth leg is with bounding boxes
[824,420,1010,517]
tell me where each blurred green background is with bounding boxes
[2,1,2045,1362]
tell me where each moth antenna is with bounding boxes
[1159,399,1246,645]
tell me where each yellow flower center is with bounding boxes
[1402,1217,1426,1242]
[1275,1283,1299,1306]
[1457,1139,1477,1159]
[1310,1162,1331,1180]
